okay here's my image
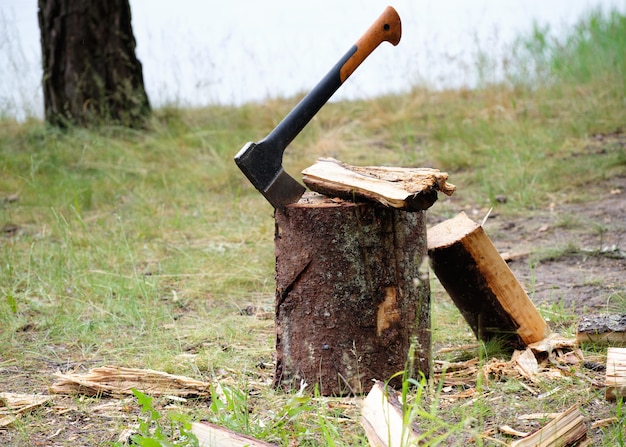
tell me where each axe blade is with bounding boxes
[235,141,306,211]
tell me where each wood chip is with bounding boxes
[0,392,53,427]
[360,381,421,447]
[49,365,211,398]
[192,421,279,447]
[499,425,529,438]
[605,347,626,400]
[510,405,588,446]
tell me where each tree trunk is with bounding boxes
[38,0,150,127]
[274,192,431,396]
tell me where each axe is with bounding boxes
[234,6,402,210]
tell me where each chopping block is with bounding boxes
[272,159,456,396]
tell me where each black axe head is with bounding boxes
[235,140,306,211]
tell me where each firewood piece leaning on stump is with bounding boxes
[301,157,455,211]
[427,212,550,349]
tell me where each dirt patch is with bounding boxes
[491,173,626,313]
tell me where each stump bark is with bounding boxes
[274,192,430,395]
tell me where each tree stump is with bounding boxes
[274,192,430,396]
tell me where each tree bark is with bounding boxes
[38,0,150,127]
[274,192,430,396]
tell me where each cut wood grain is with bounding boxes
[510,405,589,447]
[49,365,211,398]
[577,314,626,344]
[605,347,626,400]
[427,212,550,348]
[192,422,278,447]
[360,381,421,447]
[0,392,53,427]
[301,157,455,211]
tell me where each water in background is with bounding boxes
[1,0,624,120]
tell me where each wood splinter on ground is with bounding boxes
[192,422,278,447]
[360,381,421,447]
[49,365,211,398]
[605,347,626,400]
[509,405,590,446]
[0,392,53,427]
[301,157,456,211]
[427,212,550,349]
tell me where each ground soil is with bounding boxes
[435,170,626,315]
[1,135,625,446]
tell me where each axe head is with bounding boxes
[235,141,306,211]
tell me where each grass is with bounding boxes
[1,6,626,446]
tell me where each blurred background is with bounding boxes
[2,0,624,121]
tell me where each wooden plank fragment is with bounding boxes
[360,381,421,447]
[510,405,589,447]
[301,157,455,211]
[605,347,626,400]
[192,422,278,447]
[427,212,550,348]
[49,365,211,398]
[577,314,626,345]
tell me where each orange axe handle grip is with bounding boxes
[340,6,402,82]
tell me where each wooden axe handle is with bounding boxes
[340,6,402,82]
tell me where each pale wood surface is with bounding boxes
[192,422,278,447]
[510,405,589,447]
[49,365,211,398]
[360,381,420,447]
[606,347,626,400]
[301,157,455,211]
[428,212,549,347]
